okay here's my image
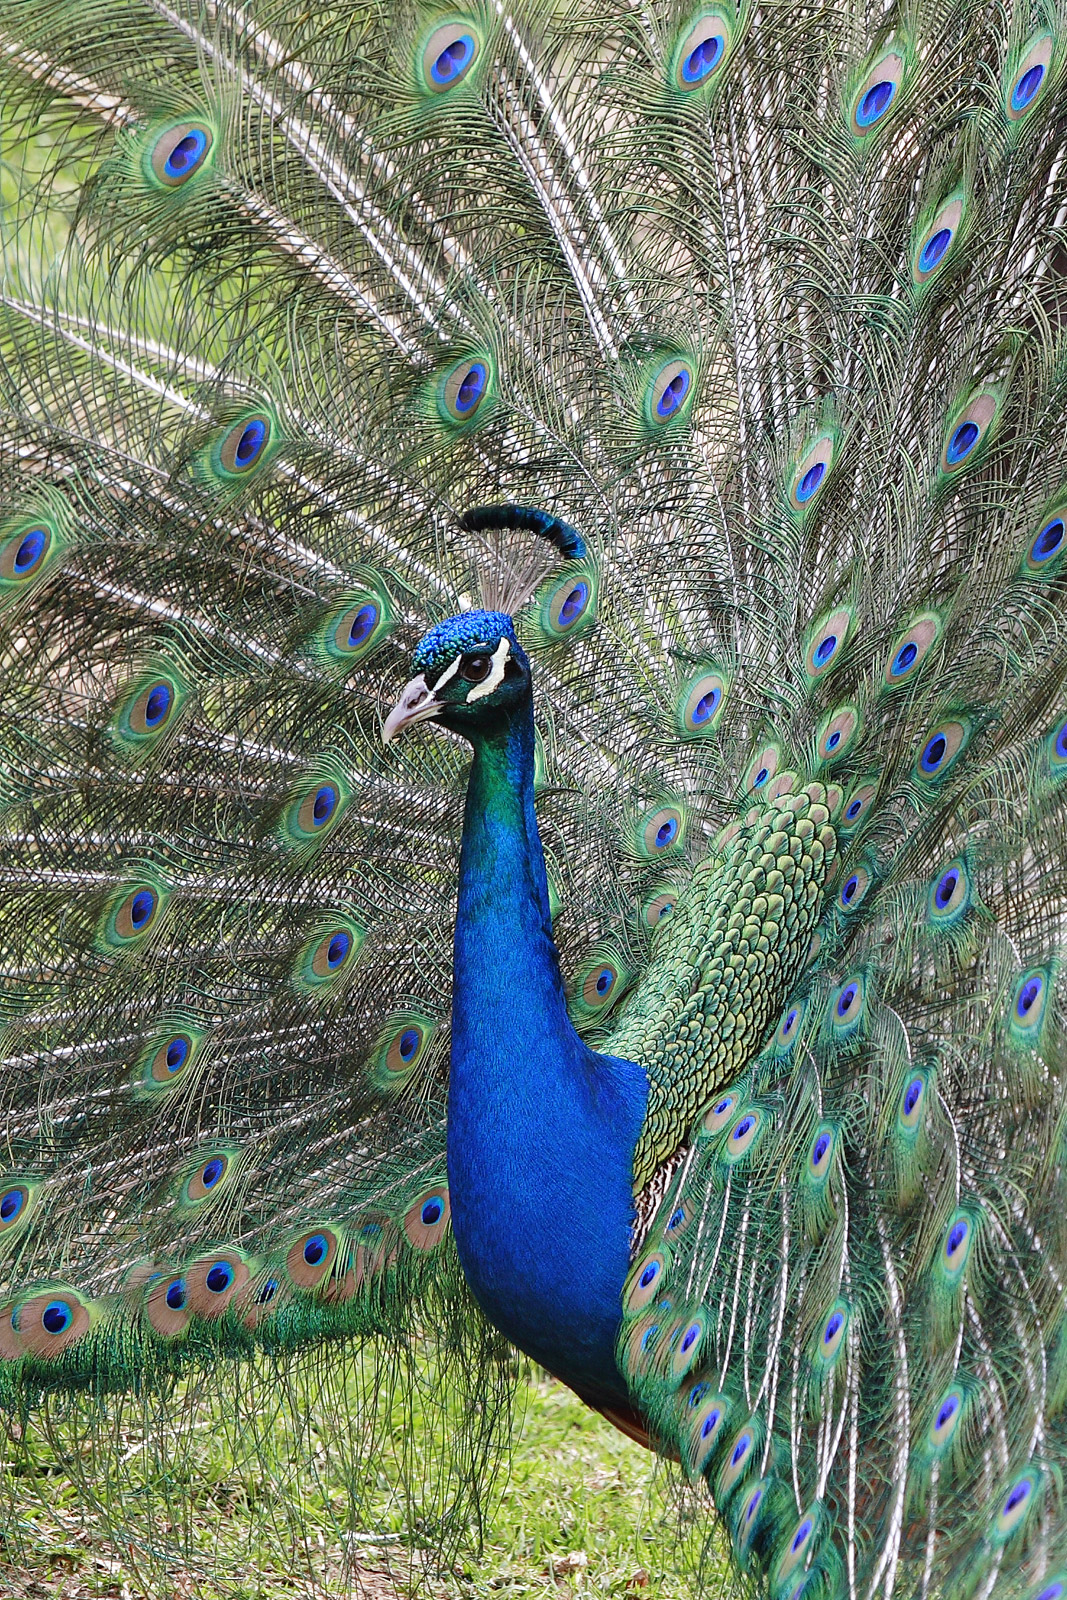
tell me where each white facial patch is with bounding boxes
[431,654,462,692]
[466,636,511,702]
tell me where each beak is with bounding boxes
[382,674,441,745]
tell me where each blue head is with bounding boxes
[383,610,532,744]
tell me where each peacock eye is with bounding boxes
[461,654,492,682]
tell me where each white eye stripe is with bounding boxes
[467,637,510,701]
[431,654,462,691]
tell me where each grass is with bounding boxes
[1,1360,728,1600]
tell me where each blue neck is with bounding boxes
[446,698,648,1409]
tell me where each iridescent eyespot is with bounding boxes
[0,522,52,584]
[702,1094,736,1135]
[0,1183,32,1234]
[183,1150,238,1204]
[723,1107,763,1161]
[774,1001,804,1053]
[286,1226,339,1288]
[831,974,865,1032]
[642,886,677,928]
[637,804,685,859]
[420,21,481,93]
[664,1202,691,1239]
[817,705,859,763]
[838,865,870,911]
[788,435,834,513]
[115,674,184,746]
[373,1014,436,1090]
[535,566,597,642]
[807,1125,835,1181]
[915,720,968,780]
[716,1426,756,1498]
[438,356,493,424]
[153,1034,190,1081]
[217,413,272,476]
[744,744,780,793]
[1048,714,1067,776]
[1005,35,1052,120]
[671,11,732,90]
[927,859,969,926]
[939,1210,973,1280]
[679,670,729,736]
[898,1071,927,1131]
[41,1300,73,1336]
[404,1185,451,1249]
[803,608,853,683]
[993,1472,1039,1541]
[912,198,963,286]
[883,612,941,686]
[1010,967,1049,1039]
[773,1511,819,1586]
[148,120,214,188]
[550,580,590,631]
[815,1300,849,1364]
[841,781,876,829]
[165,1279,187,1311]
[849,51,905,135]
[106,883,164,946]
[206,1260,235,1294]
[1033,1579,1067,1600]
[284,776,348,844]
[940,392,998,473]
[646,359,695,426]
[625,1251,667,1314]
[687,1390,729,1474]
[926,1386,964,1454]
[1023,507,1067,574]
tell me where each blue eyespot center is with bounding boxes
[43,1300,73,1335]
[165,1279,187,1310]
[733,1116,753,1141]
[1032,518,1064,564]
[846,798,862,819]
[656,367,691,418]
[558,581,589,628]
[891,641,918,676]
[454,361,487,415]
[1003,1477,1032,1515]
[754,767,768,787]
[431,33,475,85]
[656,817,678,848]
[1012,63,1044,111]
[13,528,47,573]
[1017,975,1043,1018]
[903,1078,923,1116]
[936,1394,960,1432]
[421,1197,444,1226]
[235,418,267,467]
[691,688,720,725]
[327,932,351,968]
[824,1311,843,1344]
[348,603,378,648]
[1036,1584,1065,1600]
[682,33,724,82]
[836,984,857,1017]
[207,1261,234,1293]
[921,733,947,773]
[946,420,979,465]
[856,78,895,127]
[681,1322,700,1352]
[935,868,959,909]
[257,1279,278,1304]
[668,1207,686,1230]
[595,967,614,996]
[130,889,156,930]
[144,683,172,727]
[792,1518,813,1552]
[814,633,837,665]
[825,729,841,750]
[946,1219,968,1258]
[796,461,825,502]
[639,1260,660,1289]
[812,1133,830,1167]
[166,1037,188,1072]
[918,228,952,272]
[0,1189,23,1223]
[1056,720,1067,761]
[399,1027,420,1061]
[842,875,859,904]
[731,1432,751,1466]
[303,1233,328,1266]
[312,785,337,825]
[164,127,208,178]
[782,1009,798,1037]
[201,1158,225,1189]
[702,1408,721,1438]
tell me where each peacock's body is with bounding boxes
[2,0,1067,1593]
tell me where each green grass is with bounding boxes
[1,1364,726,1600]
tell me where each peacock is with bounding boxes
[1,0,1067,1594]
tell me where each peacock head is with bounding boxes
[382,610,531,744]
